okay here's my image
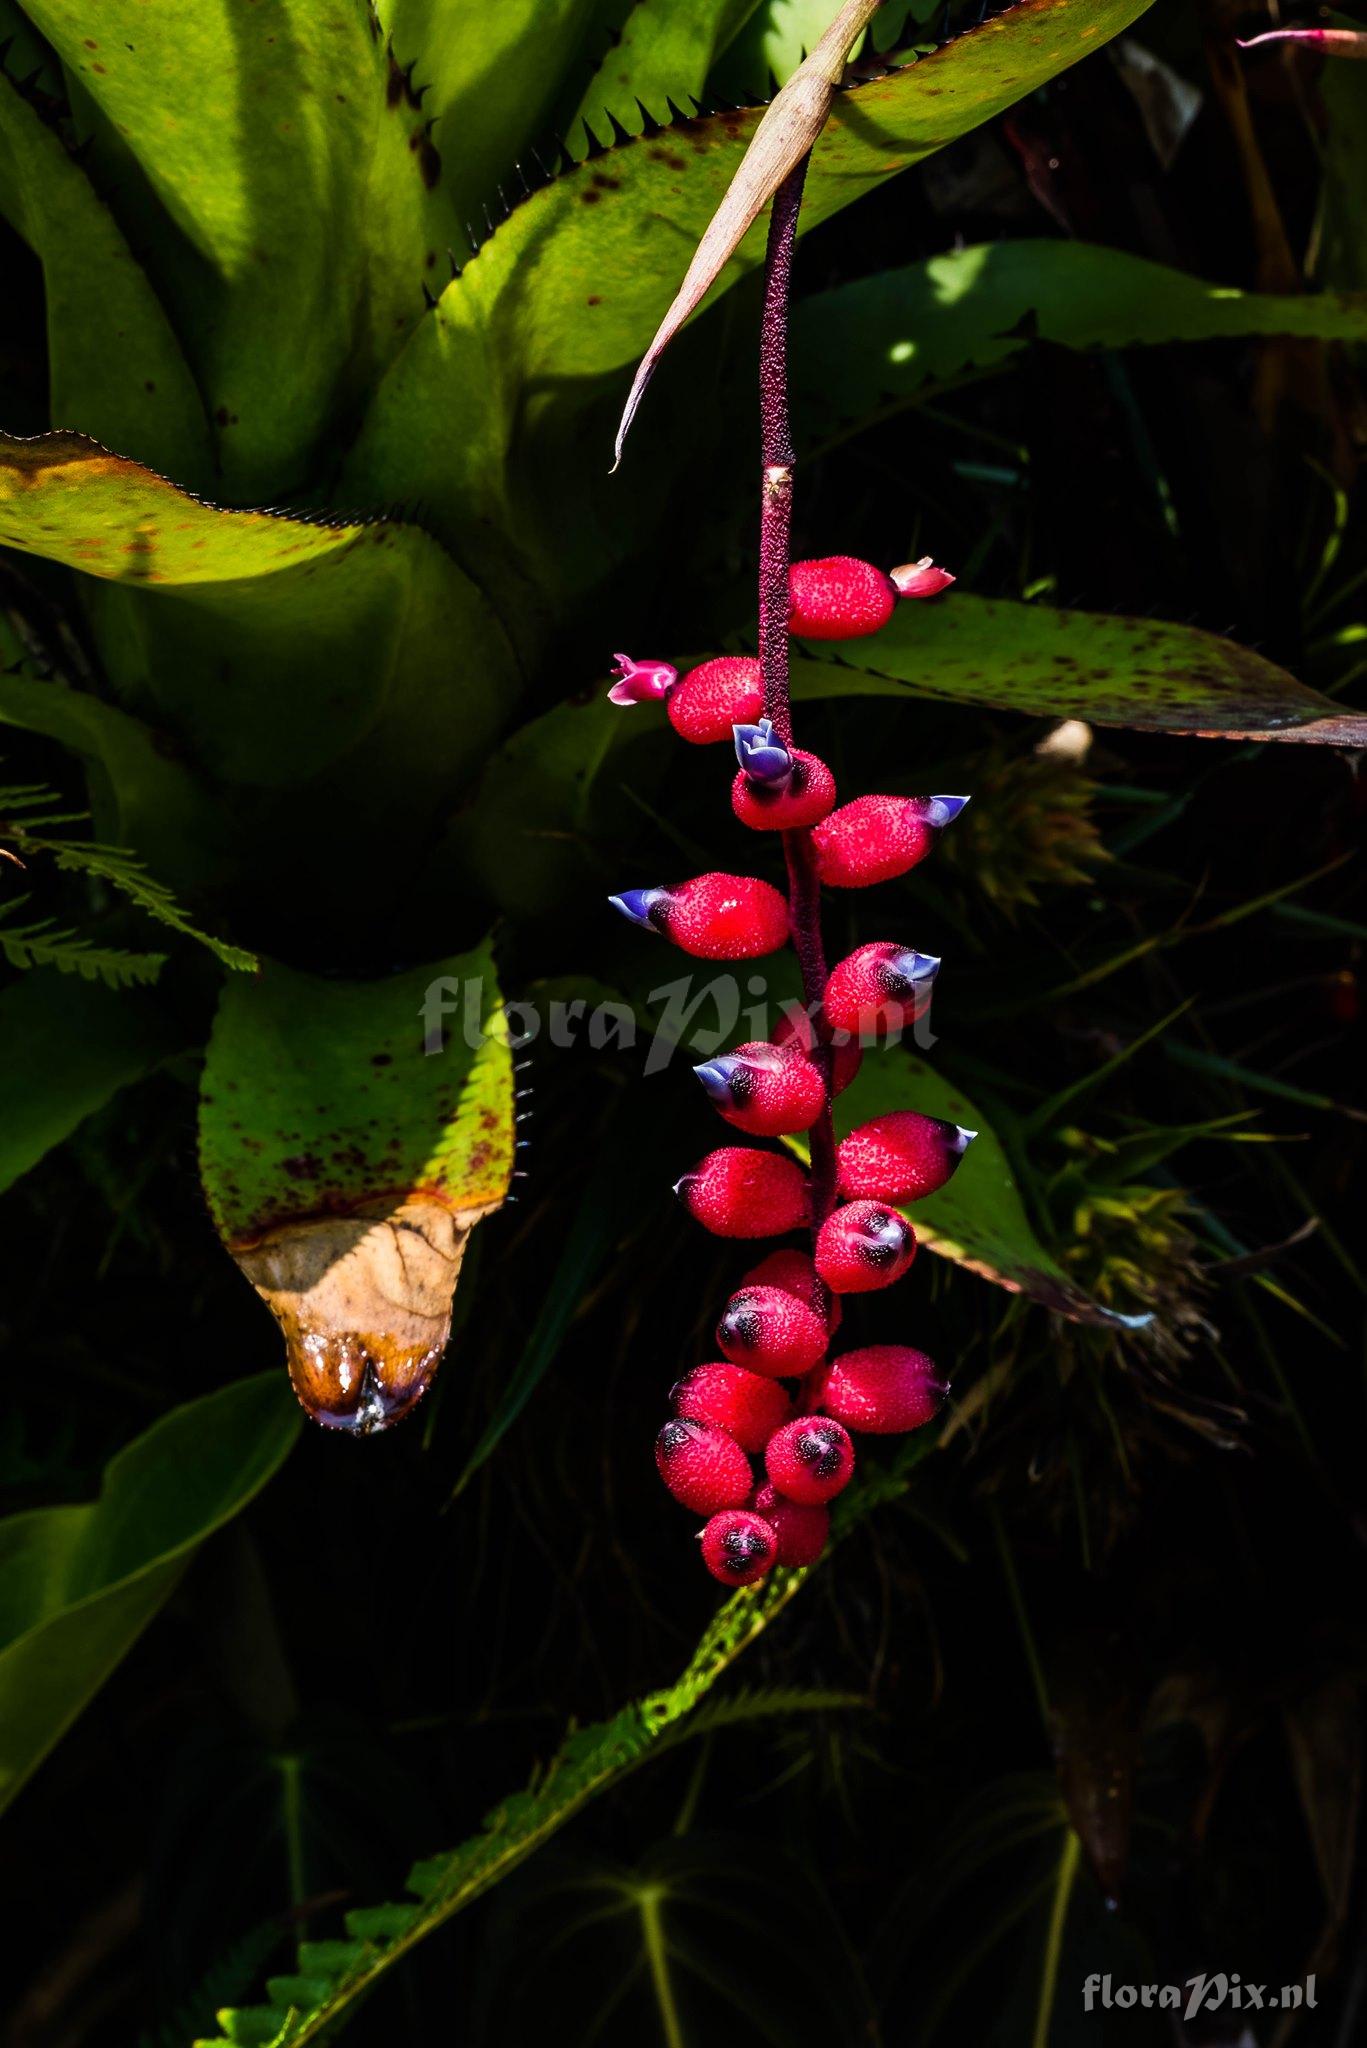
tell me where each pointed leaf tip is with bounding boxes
[612,0,885,466]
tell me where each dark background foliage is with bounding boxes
[3,3,1366,2044]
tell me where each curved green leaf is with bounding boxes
[23,0,461,496]
[344,0,1156,594]
[793,240,1367,442]
[791,595,1367,743]
[570,0,766,154]
[377,0,602,224]
[0,432,519,789]
[0,672,226,884]
[0,1374,300,1816]
[0,68,210,479]
[199,940,515,1433]
[0,968,183,1196]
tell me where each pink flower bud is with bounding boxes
[1237,29,1367,59]
[890,557,956,600]
[608,653,677,705]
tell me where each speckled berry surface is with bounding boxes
[836,1112,975,1204]
[673,1359,794,1453]
[654,1416,752,1514]
[676,1147,810,1238]
[753,1482,829,1567]
[822,1344,946,1434]
[667,656,765,744]
[789,556,896,640]
[815,1200,917,1294]
[700,1508,776,1585]
[764,1416,855,1505]
[716,1283,829,1377]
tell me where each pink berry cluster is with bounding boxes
[609,554,973,1586]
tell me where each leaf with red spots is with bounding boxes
[199,938,515,1435]
[792,595,1367,744]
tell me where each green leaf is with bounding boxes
[0,968,183,1194]
[0,432,519,791]
[22,0,461,497]
[0,1374,299,1816]
[569,0,761,150]
[376,0,603,225]
[786,1048,1149,1327]
[0,68,210,480]
[436,692,659,917]
[792,240,1367,443]
[198,939,515,1434]
[344,0,1158,597]
[790,594,1367,743]
[0,671,228,887]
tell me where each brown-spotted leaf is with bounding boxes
[791,593,1367,743]
[199,941,514,1435]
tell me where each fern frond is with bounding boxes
[0,774,256,973]
[45,840,257,972]
[0,897,165,985]
[139,1915,286,2048]
[199,1457,912,2048]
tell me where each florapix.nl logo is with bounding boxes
[1083,1973,1318,2019]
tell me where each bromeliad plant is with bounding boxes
[3,0,1366,1439]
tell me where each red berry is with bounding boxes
[716,1284,829,1377]
[739,1248,840,1334]
[675,1147,809,1238]
[836,1113,976,1204]
[771,1008,862,1096]
[824,941,940,1039]
[701,1508,776,1585]
[765,1416,855,1505]
[667,656,765,744]
[693,1042,826,1137]
[609,873,790,959]
[822,1345,947,1434]
[673,1360,794,1453]
[655,1417,752,1514]
[789,557,896,640]
[732,750,836,830]
[740,1249,823,1309]
[753,1481,829,1567]
[814,1201,917,1294]
[812,794,969,889]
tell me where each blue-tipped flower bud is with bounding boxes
[732,718,794,787]
[692,1057,741,1106]
[886,948,941,992]
[923,795,971,829]
[608,886,668,931]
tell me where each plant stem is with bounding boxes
[757,156,838,1399]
